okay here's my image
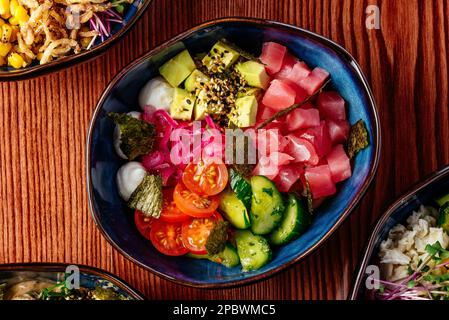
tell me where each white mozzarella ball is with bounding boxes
[138,76,174,110]
[116,161,147,201]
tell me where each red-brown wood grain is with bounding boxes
[1,0,449,300]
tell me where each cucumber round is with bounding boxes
[219,189,251,229]
[235,230,272,272]
[438,202,449,233]
[187,244,240,268]
[270,193,312,246]
[209,244,240,268]
[250,176,285,235]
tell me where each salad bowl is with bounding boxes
[0,0,152,81]
[87,17,381,288]
[0,263,145,300]
[349,165,449,300]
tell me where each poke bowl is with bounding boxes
[87,17,381,288]
[349,165,449,300]
[0,263,144,300]
[0,0,152,80]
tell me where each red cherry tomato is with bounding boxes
[182,158,228,196]
[173,182,219,218]
[181,212,223,254]
[149,220,189,256]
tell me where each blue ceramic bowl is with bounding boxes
[349,165,449,300]
[0,0,152,81]
[87,18,381,288]
[0,263,145,299]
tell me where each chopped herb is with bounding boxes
[347,120,370,159]
[109,112,156,160]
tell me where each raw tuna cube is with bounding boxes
[327,120,350,144]
[326,144,352,183]
[284,80,308,104]
[275,53,298,80]
[262,79,296,111]
[285,135,319,165]
[317,91,346,120]
[260,42,287,75]
[286,61,311,85]
[253,152,294,180]
[257,103,277,122]
[299,121,332,157]
[273,164,304,192]
[299,67,330,95]
[287,108,320,131]
[304,165,336,199]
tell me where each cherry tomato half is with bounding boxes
[173,182,219,218]
[135,210,154,240]
[149,220,189,256]
[182,158,228,196]
[181,212,223,254]
[159,189,191,223]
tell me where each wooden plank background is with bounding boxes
[0,0,448,300]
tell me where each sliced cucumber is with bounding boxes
[438,202,449,233]
[186,244,240,268]
[250,176,285,235]
[219,189,251,229]
[229,169,252,210]
[435,192,449,207]
[270,194,312,245]
[209,244,240,268]
[235,230,272,272]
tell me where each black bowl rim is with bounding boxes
[0,0,153,81]
[0,262,146,299]
[86,17,382,289]
[348,164,449,300]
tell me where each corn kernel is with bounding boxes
[36,52,43,60]
[1,24,12,42]
[0,0,10,19]
[0,42,10,56]
[7,52,25,68]
[8,16,18,25]
[9,0,17,16]
[14,5,27,25]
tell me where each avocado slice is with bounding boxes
[202,41,240,72]
[235,60,270,89]
[184,69,209,92]
[159,50,196,87]
[170,87,195,121]
[237,87,263,100]
[194,88,209,120]
[230,95,258,128]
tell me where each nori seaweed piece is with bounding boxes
[109,112,156,160]
[206,220,229,255]
[347,120,370,159]
[127,174,162,218]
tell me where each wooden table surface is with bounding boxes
[1,0,448,300]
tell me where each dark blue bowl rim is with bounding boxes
[0,0,153,81]
[0,262,145,299]
[348,165,449,300]
[86,17,382,289]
